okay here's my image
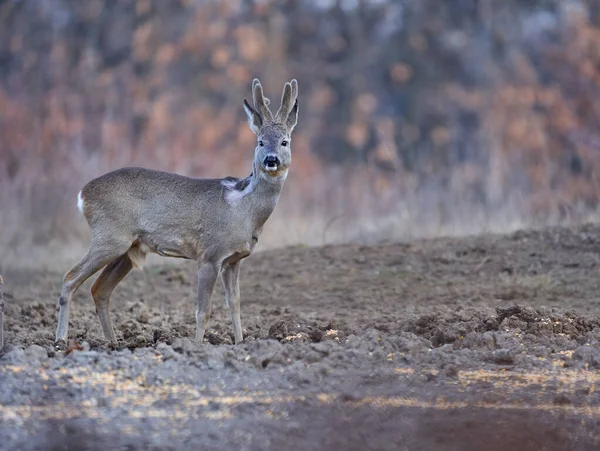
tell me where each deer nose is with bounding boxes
[263,155,280,169]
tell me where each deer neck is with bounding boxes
[245,166,286,228]
[223,160,287,229]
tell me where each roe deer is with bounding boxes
[55,78,299,345]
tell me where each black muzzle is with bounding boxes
[263,155,281,170]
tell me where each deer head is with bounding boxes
[243,78,299,182]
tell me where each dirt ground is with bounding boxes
[2,224,600,450]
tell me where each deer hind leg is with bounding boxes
[195,262,219,343]
[90,254,133,344]
[55,238,131,343]
[221,260,243,344]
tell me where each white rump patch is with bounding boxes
[77,191,84,214]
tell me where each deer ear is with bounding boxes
[243,99,262,135]
[286,99,298,133]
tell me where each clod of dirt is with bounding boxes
[153,329,169,344]
[307,328,324,342]
[137,310,150,324]
[25,344,48,361]
[1,344,47,364]
[338,392,360,402]
[554,393,572,405]
[496,305,537,324]
[268,320,289,341]
[155,342,179,361]
[490,348,515,365]
[0,347,26,364]
[572,345,600,368]
[494,306,600,342]
[207,332,226,345]
[171,338,199,354]
[443,365,459,377]
[124,334,149,349]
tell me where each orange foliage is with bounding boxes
[1,0,600,257]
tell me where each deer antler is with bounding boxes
[275,79,298,123]
[252,79,273,122]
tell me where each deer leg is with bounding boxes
[90,254,133,344]
[56,241,129,343]
[222,261,243,344]
[195,262,219,343]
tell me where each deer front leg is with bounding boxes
[222,260,243,344]
[195,262,219,343]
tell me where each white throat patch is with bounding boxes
[223,178,255,206]
[77,191,84,214]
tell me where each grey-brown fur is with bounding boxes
[55,78,299,345]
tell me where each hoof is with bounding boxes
[54,339,67,351]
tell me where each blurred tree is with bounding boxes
[1,0,600,250]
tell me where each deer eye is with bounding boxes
[281,140,288,147]
[258,141,264,147]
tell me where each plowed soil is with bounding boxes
[2,224,600,450]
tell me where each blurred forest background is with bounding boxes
[2,0,600,266]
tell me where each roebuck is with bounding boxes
[55,78,299,345]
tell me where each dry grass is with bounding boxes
[2,1,600,271]
[3,155,600,271]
